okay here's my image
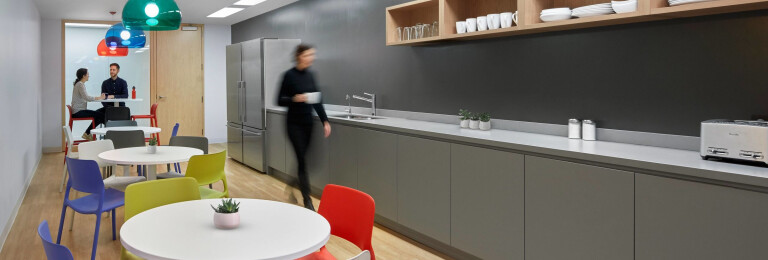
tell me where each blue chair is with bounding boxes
[38,220,74,260]
[172,123,180,137]
[57,157,125,260]
[166,123,181,172]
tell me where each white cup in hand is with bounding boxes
[305,92,321,104]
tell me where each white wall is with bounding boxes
[204,25,231,144]
[41,19,62,153]
[0,0,42,249]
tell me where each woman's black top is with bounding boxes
[277,67,329,124]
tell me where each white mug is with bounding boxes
[305,92,321,104]
[456,21,467,34]
[465,18,477,32]
[500,11,519,28]
[487,14,501,30]
[477,16,488,31]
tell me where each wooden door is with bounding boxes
[150,25,204,145]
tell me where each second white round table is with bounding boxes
[98,146,202,180]
[90,126,161,136]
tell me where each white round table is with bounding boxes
[120,199,331,260]
[90,126,161,136]
[90,98,143,107]
[98,146,202,180]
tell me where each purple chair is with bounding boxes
[38,220,74,260]
[57,157,125,260]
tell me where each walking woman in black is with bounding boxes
[278,44,331,211]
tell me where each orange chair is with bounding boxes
[66,105,95,145]
[131,103,160,145]
[297,184,376,260]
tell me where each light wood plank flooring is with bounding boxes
[0,144,448,259]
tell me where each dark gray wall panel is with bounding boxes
[233,0,768,136]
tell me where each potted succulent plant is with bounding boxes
[469,113,480,129]
[147,136,158,154]
[459,109,471,128]
[479,113,491,131]
[211,198,241,229]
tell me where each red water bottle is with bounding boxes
[132,86,136,99]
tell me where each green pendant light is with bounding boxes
[122,0,181,31]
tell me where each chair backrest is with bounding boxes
[349,250,371,260]
[105,130,145,149]
[38,221,74,260]
[62,126,74,153]
[65,157,106,194]
[169,136,209,154]
[78,140,115,167]
[124,177,200,221]
[185,151,226,185]
[172,123,180,137]
[105,106,131,121]
[106,120,138,127]
[318,184,376,260]
[150,103,159,116]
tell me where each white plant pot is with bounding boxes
[469,120,480,129]
[147,145,157,154]
[460,119,469,128]
[214,212,240,229]
[479,121,491,130]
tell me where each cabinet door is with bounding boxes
[397,135,451,244]
[636,174,768,260]
[451,144,524,260]
[306,119,329,191]
[328,124,358,188]
[525,156,634,260]
[266,113,286,173]
[357,128,398,221]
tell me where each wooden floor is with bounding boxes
[0,144,449,260]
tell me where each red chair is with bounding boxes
[131,103,160,145]
[298,184,376,260]
[66,105,95,145]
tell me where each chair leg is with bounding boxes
[111,209,116,240]
[60,163,68,193]
[56,205,68,244]
[69,191,78,231]
[91,215,101,260]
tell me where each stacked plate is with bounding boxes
[540,8,572,22]
[669,0,716,6]
[572,3,615,18]
[611,0,638,13]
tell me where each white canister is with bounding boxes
[582,120,596,141]
[568,119,581,139]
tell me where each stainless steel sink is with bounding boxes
[330,114,383,120]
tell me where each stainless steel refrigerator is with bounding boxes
[226,38,301,172]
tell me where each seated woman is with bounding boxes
[71,68,106,140]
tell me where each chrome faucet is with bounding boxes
[345,94,352,114]
[352,93,376,116]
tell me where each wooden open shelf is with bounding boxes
[386,0,768,46]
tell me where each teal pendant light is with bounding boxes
[122,0,181,31]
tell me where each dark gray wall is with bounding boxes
[232,0,768,136]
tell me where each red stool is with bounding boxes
[66,105,95,146]
[131,103,160,145]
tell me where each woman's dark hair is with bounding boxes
[295,44,314,61]
[74,68,88,86]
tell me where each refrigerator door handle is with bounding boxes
[237,81,242,122]
[242,81,247,123]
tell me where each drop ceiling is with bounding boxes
[33,0,298,25]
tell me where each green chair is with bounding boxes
[185,151,229,199]
[122,177,201,260]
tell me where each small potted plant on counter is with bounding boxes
[147,136,158,154]
[459,109,470,128]
[479,113,491,131]
[212,198,241,229]
[469,113,480,130]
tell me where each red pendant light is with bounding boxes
[97,39,128,56]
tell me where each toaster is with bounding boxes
[700,119,768,164]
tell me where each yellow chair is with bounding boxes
[121,177,201,260]
[185,151,229,199]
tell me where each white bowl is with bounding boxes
[612,2,637,13]
[541,7,572,14]
[541,13,572,22]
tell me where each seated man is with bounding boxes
[97,63,130,119]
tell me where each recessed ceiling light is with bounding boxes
[208,7,244,18]
[233,0,267,6]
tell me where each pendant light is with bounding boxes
[97,39,128,56]
[105,22,146,48]
[122,0,182,31]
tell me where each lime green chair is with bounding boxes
[121,177,201,260]
[185,151,229,199]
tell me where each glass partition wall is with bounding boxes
[64,22,151,141]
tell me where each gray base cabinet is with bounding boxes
[307,119,329,191]
[357,128,398,221]
[636,174,768,260]
[525,156,634,260]
[397,135,451,244]
[450,144,524,260]
[329,124,359,188]
[266,113,286,173]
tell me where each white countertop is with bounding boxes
[268,107,768,188]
